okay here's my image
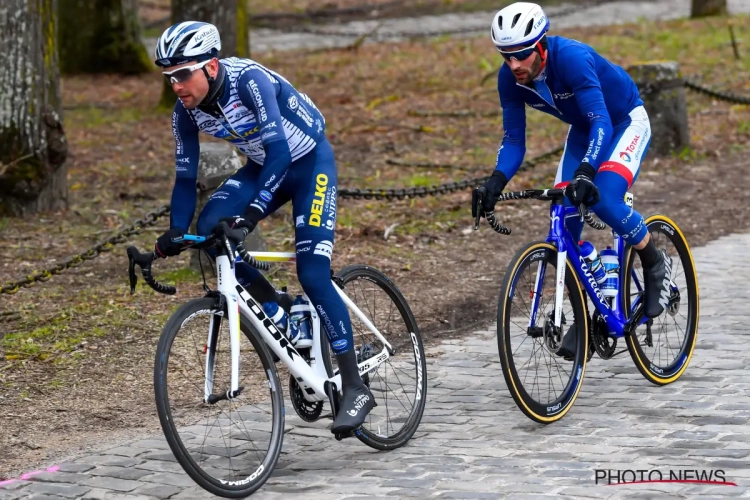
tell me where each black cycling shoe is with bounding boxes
[331,383,376,435]
[556,323,576,360]
[642,250,674,318]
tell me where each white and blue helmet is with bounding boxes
[154,21,222,68]
[490,2,549,51]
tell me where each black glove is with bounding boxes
[472,170,509,218]
[155,228,185,258]
[565,163,600,207]
[218,206,263,235]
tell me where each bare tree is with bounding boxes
[58,0,150,75]
[159,0,250,108]
[0,0,68,216]
[691,0,727,17]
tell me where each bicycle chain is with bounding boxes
[0,205,169,295]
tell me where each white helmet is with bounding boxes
[154,21,222,68]
[490,2,549,51]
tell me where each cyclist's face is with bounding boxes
[166,59,218,109]
[505,50,540,85]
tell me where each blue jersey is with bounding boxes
[169,57,326,231]
[494,35,643,179]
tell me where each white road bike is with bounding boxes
[127,222,427,498]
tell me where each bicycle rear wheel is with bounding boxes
[326,265,427,450]
[497,241,589,424]
[154,296,284,498]
[621,214,699,385]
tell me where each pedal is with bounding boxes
[334,429,356,441]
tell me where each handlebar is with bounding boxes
[473,187,606,235]
[127,221,272,296]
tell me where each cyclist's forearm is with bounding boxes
[170,176,198,231]
[493,134,526,180]
[575,91,613,170]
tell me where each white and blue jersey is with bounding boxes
[170,57,326,231]
[166,57,354,356]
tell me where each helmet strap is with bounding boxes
[202,66,214,84]
[536,35,549,72]
[199,60,227,109]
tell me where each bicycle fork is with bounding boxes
[203,255,244,404]
[527,250,567,330]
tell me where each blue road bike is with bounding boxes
[474,187,699,424]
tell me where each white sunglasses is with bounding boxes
[162,59,212,84]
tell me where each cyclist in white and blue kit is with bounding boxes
[472,2,673,357]
[152,21,375,433]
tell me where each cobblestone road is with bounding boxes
[2,231,749,498]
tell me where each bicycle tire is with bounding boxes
[154,296,285,498]
[333,264,427,450]
[621,215,699,385]
[497,241,589,424]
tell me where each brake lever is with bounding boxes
[474,190,483,230]
[127,248,138,294]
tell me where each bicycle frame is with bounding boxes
[527,196,648,339]
[212,250,394,403]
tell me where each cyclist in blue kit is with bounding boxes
[472,2,673,357]
[152,21,374,433]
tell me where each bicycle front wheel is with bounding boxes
[154,296,284,498]
[497,241,589,424]
[329,265,427,450]
[621,214,699,385]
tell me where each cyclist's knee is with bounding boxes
[590,191,626,223]
[196,211,219,238]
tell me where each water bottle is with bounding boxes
[579,240,607,285]
[289,295,313,348]
[262,301,297,341]
[599,246,619,298]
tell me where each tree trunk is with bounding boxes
[58,0,150,75]
[691,0,727,17]
[0,0,69,217]
[159,0,250,109]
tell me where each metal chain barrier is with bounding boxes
[683,78,750,105]
[338,145,563,200]
[0,205,169,295]
[3,74,749,295]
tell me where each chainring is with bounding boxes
[591,310,617,359]
[289,349,323,422]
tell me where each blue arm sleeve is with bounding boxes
[557,47,613,170]
[169,103,200,231]
[237,68,292,215]
[494,70,526,179]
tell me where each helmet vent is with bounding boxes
[524,19,534,37]
[511,13,521,28]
